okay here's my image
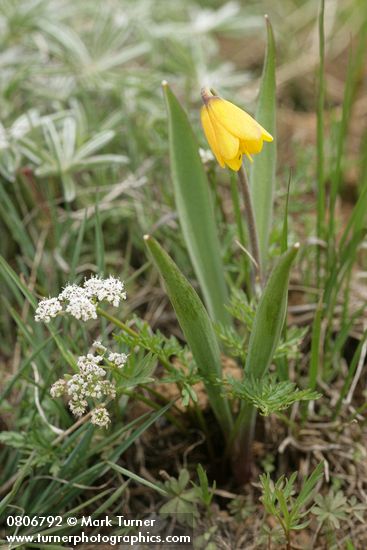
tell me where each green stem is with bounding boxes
[192,401,216,463]
[316,0,325,287]
[237,164,262,285]
[230,172,246,246]
[231,401,256,484]
[97,307,172,370]
[230,172,251,294]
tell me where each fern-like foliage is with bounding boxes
[225,374,321,416]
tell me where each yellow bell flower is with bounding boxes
[200,88,273,171]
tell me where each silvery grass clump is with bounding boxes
[35,276,128,428]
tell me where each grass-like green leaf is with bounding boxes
[107,462,168,496]
[316,0,325,283]
[327,17,367,264]
[162,82,230,326]
[144,234,233,435]
[250,15,276,270]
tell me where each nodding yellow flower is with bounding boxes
[200,87,273,171]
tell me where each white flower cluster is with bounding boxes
[50,343,129,428]
[91,407,111,427]
[34,298,62,322]
[108,352,128,368]
[50,378,66,398]
[92,340,107,353]
[84,276,126,307]
[67,353,116,416]
[35,276,126,323]
[59,284,98,322]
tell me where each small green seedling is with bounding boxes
[259,462,324,550]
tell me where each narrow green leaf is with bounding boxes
[144,235,233,435]
[277,171,292,380]
[106,401,174,464]
[281,171,291,254]
[316,0,326,283]
[61,173,76,203]
[0,337,53,401]
[59,424,95,476]
[70,209,87,279]
[327,18,367,262]
[0,184,35,257]
[34,405,174,513]
[309,299,323,390]
[245,243,299,379]
[93,481,130,515]
[334,329,367,417]
[162,82,230,326]
[250,16,277,269]
[0,256,36,306]
[0,256,76,369]
[94,201,105,276]
[0,454,34,516]
[339,182,367,251]
[107,462,167,496]
[295,461,324,509]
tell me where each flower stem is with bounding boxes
[97,307,173,370]
[230,172,251,292]
[237,164,262,285]
[227,401,256,484]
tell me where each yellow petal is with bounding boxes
[240,138,263,155]
[261,128,273,142]
[208,98,263,142]
[206,109,240,161]
[200,106,225,167]
[225,154,243,171]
